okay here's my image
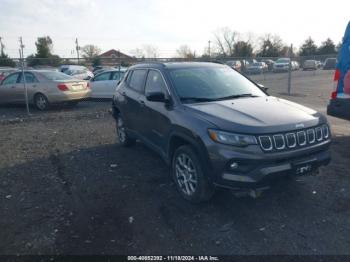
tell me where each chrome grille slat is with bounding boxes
[315,127,323,141]
[307,129,315,143]
[285,133,297,148]
[259,136,273,151]
[297,131,307,146]
[273,134,285,150]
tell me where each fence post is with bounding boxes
[287,44,293,95]
[19,37,30,115]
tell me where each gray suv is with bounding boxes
[112,62,331,202]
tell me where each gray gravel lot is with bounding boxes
[0,70,350,255]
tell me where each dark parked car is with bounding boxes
[323,58,337,70]
[112,62,331,202]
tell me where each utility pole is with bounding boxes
[208,40,211,59]
[75,38,80,64]
[287,43,293,95]
[118,49,121,75]
[0,37,4,55]
[19,37,30,115]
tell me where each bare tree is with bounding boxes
[214,27,238,57]
[176,45,195,59]
[256,34,285,57]
[129,48,145,58]
[81,45,101,59]
[142,45,159,58]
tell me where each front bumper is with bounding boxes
[207,140,331,189]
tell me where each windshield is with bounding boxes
[168,66,266,102]
[39,71,75,81]
[276,58,290,63]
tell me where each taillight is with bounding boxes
[334,69,340,81]
[331,69,340,99]
[57,84,69,91]
[87,82,90,89]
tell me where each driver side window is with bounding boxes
[94,72,111,81]
[2,73,19,85]
[145,70,167,95]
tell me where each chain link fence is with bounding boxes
[0,54,337,119]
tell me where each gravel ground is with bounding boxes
[0,71,350,255]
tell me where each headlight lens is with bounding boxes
[208,129,257,147]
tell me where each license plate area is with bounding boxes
[293,158,317,175]
[71,84,84,91]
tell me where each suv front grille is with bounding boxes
[258,124,330,152]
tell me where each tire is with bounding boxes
[34,93,50,111]
[115,114,135,147]
[172,145,215,203]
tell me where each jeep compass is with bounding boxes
[112,62,331,202]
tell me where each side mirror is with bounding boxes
[257,83,268,92]
[146,91,166,102]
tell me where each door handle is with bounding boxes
[121,91,126,96]
[11,86,15,88]
[32,84,37,88]
[139,100,145,106]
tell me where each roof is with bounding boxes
[130,61,226,70]
[99,49,134,59]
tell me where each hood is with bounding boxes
[184,96,323,134]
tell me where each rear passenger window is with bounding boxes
[128,70,147,93]
[18,72,38,83]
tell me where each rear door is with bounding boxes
[18,72,39,102]
[122,69,148,134]
[91,72,112,98]
[0,72,20,104]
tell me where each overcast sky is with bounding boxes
[0,0,349,58]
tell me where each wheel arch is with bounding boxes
[167,129,213,181]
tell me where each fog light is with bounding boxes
[230,162,239,169]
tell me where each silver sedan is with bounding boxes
[0,70,91,110]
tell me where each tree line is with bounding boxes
[0,33,342,67]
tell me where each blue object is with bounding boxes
[337,21,350,93]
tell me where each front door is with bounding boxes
[0,72,20,104]
[142,70,172,151]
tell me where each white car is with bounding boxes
[65,68,94,80]
[89,69,126,99]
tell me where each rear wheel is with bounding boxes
[172,145,215,203]
[116,114,135,147]
[34,93,49,111]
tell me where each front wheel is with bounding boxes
[34,93,49,111]
[116,114,135,147]
[172,145,215,203]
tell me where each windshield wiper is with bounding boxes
[180,97,215,103]
[213,93,258,101]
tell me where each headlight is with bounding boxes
[208,129,257,147]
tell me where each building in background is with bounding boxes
[98,49,136,66]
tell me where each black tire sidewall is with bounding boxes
[34,93,49,111]
[172,145,214,203]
